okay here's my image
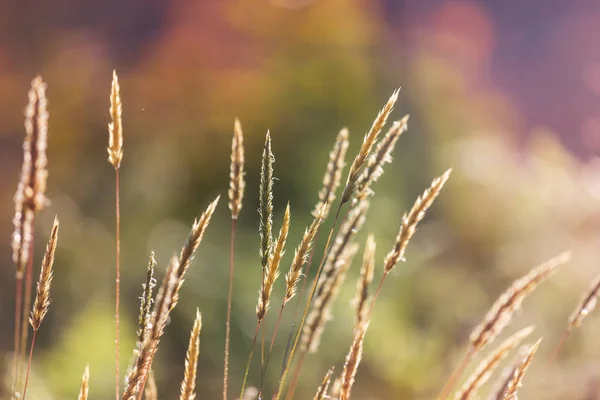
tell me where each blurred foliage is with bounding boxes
[2,0,600,399]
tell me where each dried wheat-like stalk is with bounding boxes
[339,321,369,400]
[313,128,349,218]
[180,309,202,400]
[172,196,220,309]
[316,200,369,300]
[302,243,359,353]
[257,204,290,322]
[260,131,275,276]
[314,367,335,400]
[502,339,542,400]
[341,89,400,204]
[12,76,49,276]
[568,274,600,330]
[229,118,245,219]
[29,216,59,331]
[145,370,158,400]
[356,116,409,200]
[470,252,570,352]
[354,234,376,328]
[137,253,156,345]
[78,365,90,400]
[122,256,179,400]
[284,204,327,304]
[455,326,534,400]
[108,70,123,169]
[384,169,451,274]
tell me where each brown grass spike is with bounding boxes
[383,169,451,275]
[470,252,570,352]
[502,339,542,400]
[341,89,400,204]
[78,365,90,400]
[257,203,290,322]
[355,116,409,200]
[13,76,49,395]
[225,119,245,400]
[108,69,124,400]
[455,326,534,400]
[23,217,59,400]
[339,321,369,400]
[180,309,202,400]
[313,367,335,400]
[313,128,349,219]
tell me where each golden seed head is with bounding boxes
[108,69,123,169]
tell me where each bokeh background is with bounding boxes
[2,0,600,398]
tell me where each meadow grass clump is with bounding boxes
[7,74,594,400]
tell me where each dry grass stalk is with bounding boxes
[341,89,400,204]
[356,116,409,200]
[257,203,291,322]
[137,252,157,345]
[29,216,59,331]
[180,309,202,400]
[354,234,376,328]
[12,75,49,277]
[302,243,359,353]
[122,256,179,400]
[384,169,451,274]
[313,128,349,218]
[330,377,342,399]
[229,118,246,219]
[455,326,534,400]
[108,70,123,169]
[339,321,369,400]
[470,252,570,352]
[260,130,275,278]
[316,200,369,300]
[568,273,600,330]
[172,196,220,310]
[78,365,90,400]
[284,204,327,304]
[502,339,542,400]
[313,367,335,400]
[145,370,158,400]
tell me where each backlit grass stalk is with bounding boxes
[339,321,369,400]
[108,69,124,400]
[369,169,452,318]
[501,339,542,400]
[179,309,202,400]
[78,365,90,400]
[455,326,534,400]
[13,76,49,396]
[277,91,402,400]
[23,217,59,400]
[313,367,334,400]
[259,205,327,394]
[437,252,570,400]
[241,204,290,398]
[224,118,245,400]
[551,273,600,361]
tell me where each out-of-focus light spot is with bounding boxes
[268,0,317,10]
[457,136,508,183]
[430,0,495,67]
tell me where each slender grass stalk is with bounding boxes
[108,70,124,400]
[225,117,245,400]
[179,309,202,400]
[240,322,262,399]
[225,219,237,398]
[23,217,58,400]
[15,76,49,393]
[274,203,343,400]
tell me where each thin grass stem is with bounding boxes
[224,219,236,400]
[240,321,262,399]
[22,329,37,400]
[437,349,475,400]
[115,168,121,400]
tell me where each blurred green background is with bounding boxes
[2,0,600,399]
